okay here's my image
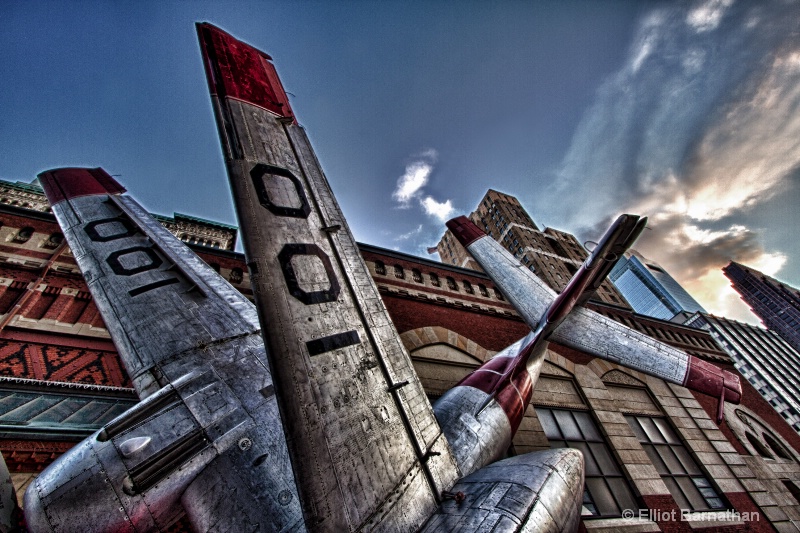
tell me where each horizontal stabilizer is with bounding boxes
[447,215,742,416]
[38,167,262,397]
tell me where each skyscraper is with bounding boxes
[609,251,706,321]
[724,262,800,354]
[436,189,631,308]
[686,313,800,433]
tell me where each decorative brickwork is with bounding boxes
[0,341,129,388]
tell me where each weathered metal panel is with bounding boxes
[552,307,689,383]
[28,168,304,532]
[198,22,459,532]
[43,181,261,399]
[466,236,555,325]
[420,448,583,533]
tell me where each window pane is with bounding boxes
[582,488,598,516]
[536,408,561,439]
[586,478,620,517]
[677,476,708,510]
[638,417,666,443]
[554,410,582,440]
[643,444,669,475]
[573,411,602,441]
[573,442,600,476]
[607,477,638,513]
[626,415,648,442]
[656,445,687,475]
[705,497,724,509]
[692,477,724,509]
[653,418,681,444]
[589,443,621,476]
[663,477,691,510]
[673,447,702,475]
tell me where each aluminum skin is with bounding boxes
[446,215,742,419]
[20,24,587,533]
[199,22,461,532]
[420,449,584,532]
[29,168,304,532]
[0,451,20,533]
[199,22,583,532]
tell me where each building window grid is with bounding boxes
[536,407,639,518]
[625,415,725,511]
[718,321,800,401]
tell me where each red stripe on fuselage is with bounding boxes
[458,344,534,434]
[38,168,126,204]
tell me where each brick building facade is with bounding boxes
[1,184,799,531]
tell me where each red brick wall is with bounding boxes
[381,292,528,352]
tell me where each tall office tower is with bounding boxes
[686,313,800,434]
[724,262,800,354]
[436,189,631,308]
[609,251,706,321]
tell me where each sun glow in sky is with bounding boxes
[1,0,798,324]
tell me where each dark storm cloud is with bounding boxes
[542,0,800,317]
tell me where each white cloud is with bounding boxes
[544,2,800,324]
[392,162,432,206]
[420,196,455,222]
[391,149,438,207]
[686,0,733,32]
[395,224,424,241]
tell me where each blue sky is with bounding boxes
[2,0,798,322]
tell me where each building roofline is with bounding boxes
[0,202,56,221]
[356,242,493,279]
[0,179,44,193]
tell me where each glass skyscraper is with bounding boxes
[609,252,706,320]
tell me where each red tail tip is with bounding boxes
[683,356,742,423]
[446,216,486,248]
[38,168,126,204]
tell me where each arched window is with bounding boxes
[463,281,474,294]
[229,267,244,284]
[374,261,386,275]
[394,265,404,279]
[446,277,458,291]
[13,227,34,243]
[746,432,773,459]
[494,288,505,301]
[537,406,638,518]
[429,273,440,287]
[411,269,422,283]
[478,284,489,297]
[42,232,63,249]
[763,432,792,460]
